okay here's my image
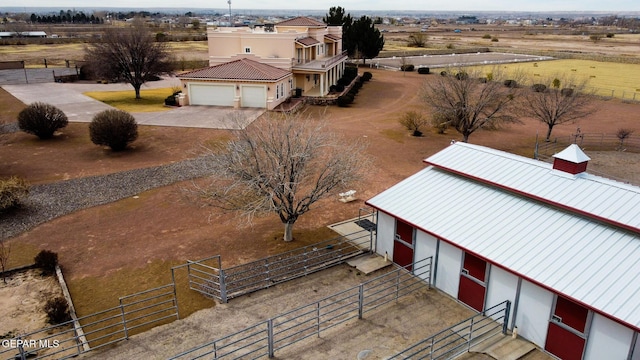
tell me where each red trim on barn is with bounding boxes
[362,204,640,334]
[553,158,589,175]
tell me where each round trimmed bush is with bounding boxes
[400,64,415,72]
[417,67,430,74]
[503,79,518,88]
[35,250,58,276]
[561,88,574,97]
[17,102,68,139]
[455,71,469,80]
[362,72,373,81]
[336,95,351,107]
[0,176,29,212]
[44,297,71,325]
[89,109,138,151]
[532,84,547,92]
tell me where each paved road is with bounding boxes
[370,52,553,70]
[2,78,263,130]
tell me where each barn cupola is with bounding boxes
[552,144,591,175]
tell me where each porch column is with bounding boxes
[320,73,325,95]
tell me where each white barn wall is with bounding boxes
[514,280,553,347]
[375,212,395,259]
[414,231,437,283]
[633,334,640,360]
[435,241,462,298]
[485,266,518,326]
[585,314,635,360]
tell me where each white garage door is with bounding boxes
[241,85,267,108]
[189,84,235,106]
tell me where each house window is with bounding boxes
[244,47,251,54]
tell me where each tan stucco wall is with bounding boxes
[180,75,293,110]
[207,25,343,70]
[207,27,300,68]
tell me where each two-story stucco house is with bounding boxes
[178,17,347,110]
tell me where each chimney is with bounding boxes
[552,144,591,175]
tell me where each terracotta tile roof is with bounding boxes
[324,34,341,42]
[178,58,291,81]
[276,16,325,27]
[296,37,320,47]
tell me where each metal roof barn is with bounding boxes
[366,142,640,331]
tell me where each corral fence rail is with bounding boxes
[170,256,433,359]
[1,283,178,360]
[388,300,511,360]
[188,228,375,303]
[2,210,377,359]
[535,132,640,160]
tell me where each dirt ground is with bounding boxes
[2,67,639,282]
[1,34,639,358]
[0,269,64,338]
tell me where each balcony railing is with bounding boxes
[293,51,347,70]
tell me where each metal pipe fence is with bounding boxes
[535,132,640,160]
[187,229,374,303]
[169,256,432,359]
[388,300,511,360]
[2,214,378,359]
[1,284,178,360]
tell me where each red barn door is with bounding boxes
[458,252,487,312]
[545,295,588,360]
[393,219,414,271]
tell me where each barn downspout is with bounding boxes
[511,277,523,332]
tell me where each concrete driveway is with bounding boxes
[1,78,263,130]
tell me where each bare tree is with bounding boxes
[616,128,634,151]
[0,239,10,284]
[407,32,427,47]
[84,18,173,99]
[423,67,519,142]
[194,112,369,242]
[521,76,595,142]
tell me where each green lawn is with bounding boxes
[474,59,640,100]
[83,88,175,112]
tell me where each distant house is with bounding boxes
[0,31,47,38]
[366,142,640,360]
[178,16,347,109]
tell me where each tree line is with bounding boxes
[29,12,103,24]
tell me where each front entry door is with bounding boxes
[458,252,487,312]
[393,219,414,271]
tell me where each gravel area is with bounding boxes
[0,156,214,240]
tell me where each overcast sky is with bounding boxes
[8,0,640,12]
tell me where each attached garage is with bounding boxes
[241,85,267,108]
[178,57,293,110]
[189,84,235,106]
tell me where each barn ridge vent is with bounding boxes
[552,144,591,175]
